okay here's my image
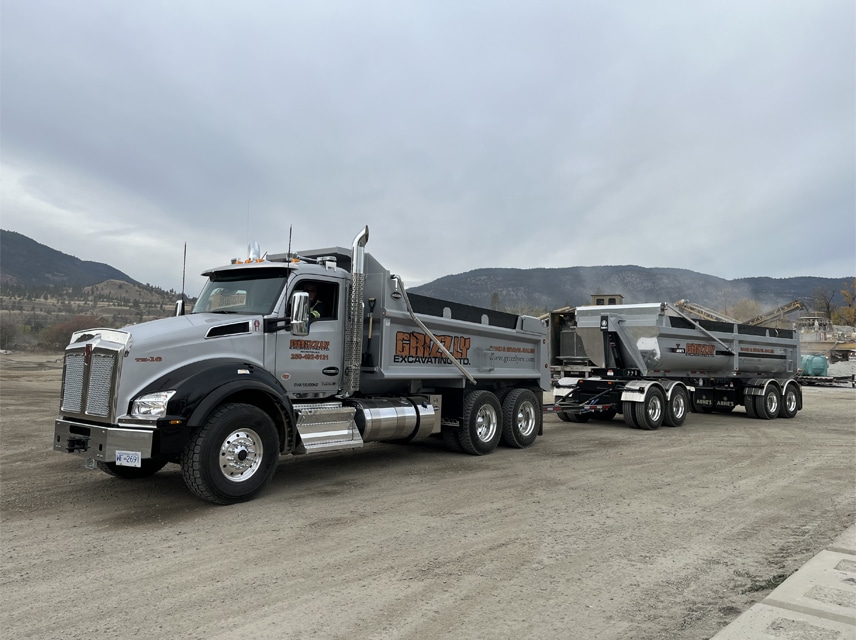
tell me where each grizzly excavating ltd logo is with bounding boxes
[671,342,716,357]
[394,331,471,365]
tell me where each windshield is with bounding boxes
[192,269,288,315]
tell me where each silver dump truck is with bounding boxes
[547,302,802,429]
[53,227,549,503]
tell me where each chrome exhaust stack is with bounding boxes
[343,226,369,397]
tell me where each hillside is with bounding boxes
[410,266,852,314]
[0,232,181,350]
[0,229,138,288]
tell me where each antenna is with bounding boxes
[287,225,293,258]
[181,242,187,300]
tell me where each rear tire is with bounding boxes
[556,411,572,422]
[622,401,639,428]
[181,403,279,504]
[97,458,168,479]
[634,387,665,430]
[780,385,799,419]
[458,391,502,456]
[567,412,590,423]
[501,389,540,448]
[753,386,781,420]
[441,424,464,453]
[744,397,757,419]
[663,386,688,427]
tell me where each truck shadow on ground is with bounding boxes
[88,436,467,526]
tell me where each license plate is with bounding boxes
[115,450,141,467]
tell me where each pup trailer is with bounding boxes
[53,227,549,504]
[546,302,802,429]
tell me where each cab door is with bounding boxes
[275,277,345,399]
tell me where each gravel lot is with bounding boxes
[1,353,854,640]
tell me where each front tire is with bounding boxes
[181,403,279,504]
[97,458,168,479]
[458,391,502,455]
[501,389,540,448]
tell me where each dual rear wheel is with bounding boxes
[745,384,798,420]
[444,388,541,455]
[623,386,687,430]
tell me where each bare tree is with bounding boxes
[810,287,836,320]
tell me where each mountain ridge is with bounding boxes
[0,229,139,288]
[1,229,851,313]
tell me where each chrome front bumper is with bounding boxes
[54,419,155,462]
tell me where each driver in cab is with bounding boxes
[303,284,325,321]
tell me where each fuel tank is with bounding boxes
[575,303,799,377]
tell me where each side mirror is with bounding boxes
[175,299,185,316]
[291,291,310,336]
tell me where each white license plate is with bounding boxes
[115,450,141,467]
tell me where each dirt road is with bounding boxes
[1,353,853,639]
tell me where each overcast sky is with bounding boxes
[2,0,854,295]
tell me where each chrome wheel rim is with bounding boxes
[476,404,499,443]
[220,428,264,482]
[785,390,797,413]
[672,393,686,421]
[516,401,537,437]
[765,392,779,416]
[648,395,663,423]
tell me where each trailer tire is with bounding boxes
[556,412,572,422]
[181,403,279,504]
[96,458,168,479]
[501,389,540,448]
[567,412,590,423]
[441,425,464,453]
[779,385,799,419]
[753,387,780,420]
[622,401,639,428]
[663,387,688,427]
[458,391,502,456]
[634,388,665,430]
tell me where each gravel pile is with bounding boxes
[829,359,856,377]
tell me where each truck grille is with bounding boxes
[61,350,118,420]
[61,353,85,412]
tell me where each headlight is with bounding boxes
[131,391,176,419]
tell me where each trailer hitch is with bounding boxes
[65,436,90,453]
